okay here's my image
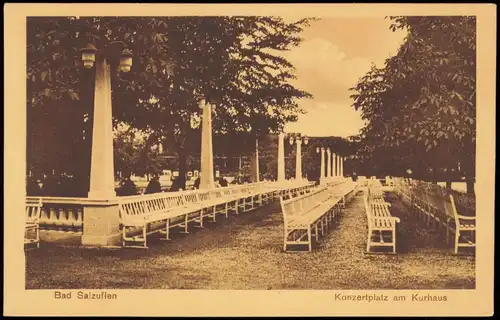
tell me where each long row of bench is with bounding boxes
[364,180,400,254]
[25,180,314,249]
[280,179,359,252]
[394,178,475,254]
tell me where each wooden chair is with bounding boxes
[25,198,43,249]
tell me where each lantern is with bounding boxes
[289,136,294,145]
[316,147,320,153]
[119,48,133,72]
[80,43,97,69]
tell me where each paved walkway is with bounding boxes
[26,191,475,289]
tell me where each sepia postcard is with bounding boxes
[4,3,495,317]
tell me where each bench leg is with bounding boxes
[366,228,372,252]
[165,219,170,240]
[283,227,289,251]
[308,227,312,252]
[36,226,40,248]
[225,203,229,218]
[392,227,396,254]
[143,225,147,249]
[122,227,126,247]
[199,210,204,228]
[181,214,189,234]
[454,230,460,254]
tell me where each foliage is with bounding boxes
[27,16,315,195]
[349,16,476,191]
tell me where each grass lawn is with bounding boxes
[26,191,475,290]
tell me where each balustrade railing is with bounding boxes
[393,177,475,216]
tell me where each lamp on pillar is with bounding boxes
[81,40,133,199]
[80,39,133,247]
[198,94,215,190]
[288,134,309,180]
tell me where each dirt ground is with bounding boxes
[26,191,475,290]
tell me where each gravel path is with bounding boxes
[26,191,475,289]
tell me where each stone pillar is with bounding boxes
[336,154,340,178]
[199,98,215,189]
[332,152,337,177]
[326,148,332,178]
[83,59,120,247]
[277,133,285,183]
[320,147,326,184]
[295,139,302,180]
[88,59,116,199]
[340,156,344,177]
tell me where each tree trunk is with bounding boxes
[178,148,187,190]
[462,153,475,195]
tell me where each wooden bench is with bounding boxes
[118,192,203,248]
[280,186,342,252]
[410,181,475,254]
[25,198,43,249]
[364,187,400,254]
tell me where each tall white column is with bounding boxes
[200,98,215,189]
[326,148,332,178]
[88,59,116,199]
[336,154,340,178]
[332,153,336,177]
[83,58,121,247]
[320,147,326,184]
[340,156,344,177]
[295,139,302,180]
[277,133,285,182]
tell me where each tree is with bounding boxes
[27,16,315,195]
[350,16,476,193]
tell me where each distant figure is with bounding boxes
[118,176,139,196]
[170,176,184,192]
[145,175,161,194]
[193,177,201,189]
[352,172,358,182]
[219,177,228,187]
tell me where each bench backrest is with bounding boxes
[183,191,200,206]
[280,187,330,224]
[197,190,212,203]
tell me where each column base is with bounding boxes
[82,203,121,247]
[81,233,122,247]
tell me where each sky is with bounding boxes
[282,17,407,138]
